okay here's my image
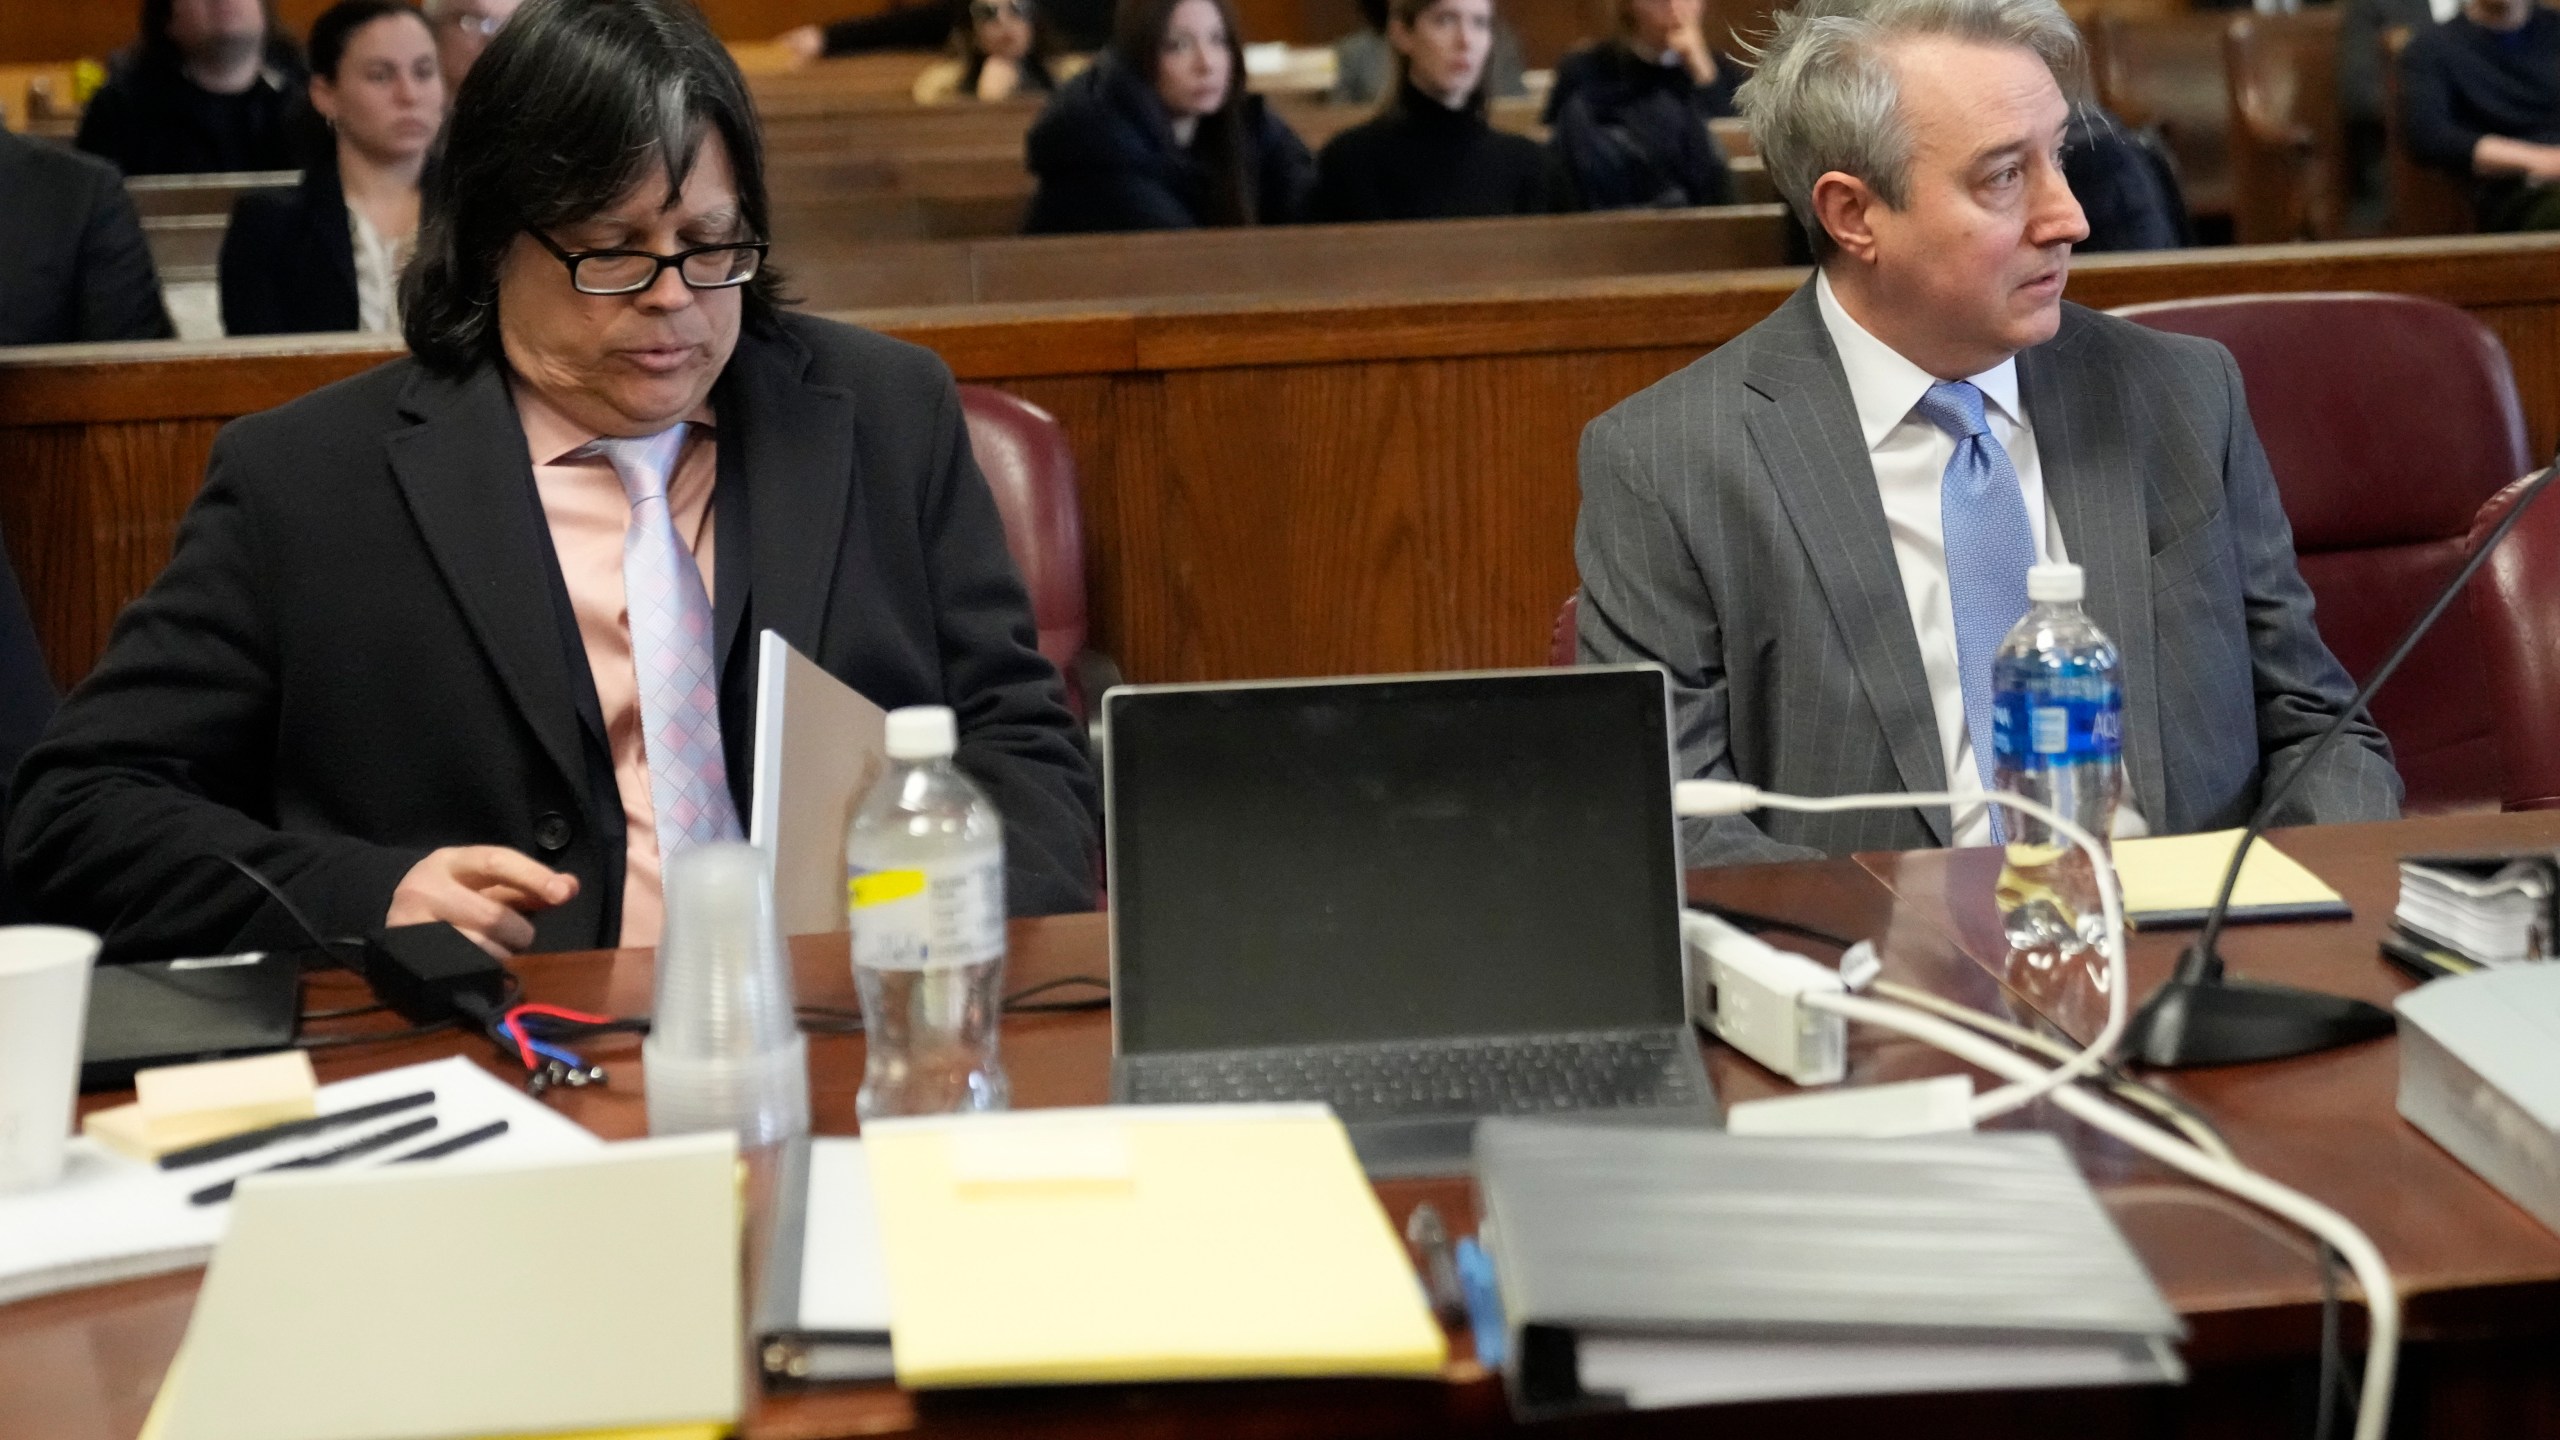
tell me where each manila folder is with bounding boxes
[750,629,888,937]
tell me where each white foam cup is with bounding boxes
[0,926,102,1192]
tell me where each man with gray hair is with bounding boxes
[1573,0,2399,865]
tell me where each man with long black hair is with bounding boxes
[13,0,1098,961]
[76,0,309,176]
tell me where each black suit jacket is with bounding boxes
[219,170,360,336]
[8,312,1099,961]
[0,129,173,346]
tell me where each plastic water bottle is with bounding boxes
[1991,562,2123,960]
[846,705,1009,1120]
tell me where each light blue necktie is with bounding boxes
[578,425,743,863]
[1914,380,2035,844]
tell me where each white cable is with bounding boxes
[1803,989,2399,1440]
[1868,978,2237,1164]
[1676,781,2125,1125]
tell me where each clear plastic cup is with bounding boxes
[644,843,810,1146]
[0,926,102,1192]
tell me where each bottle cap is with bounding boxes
[2026,562,2084,603]
[884,705,958,760]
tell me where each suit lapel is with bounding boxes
[713,321,859,676]
[383,365,588,801]
[1744,285,1953,842]
[2021,309,2168,828]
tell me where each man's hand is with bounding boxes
[2472,134,2560,182]
[389,846,579,958]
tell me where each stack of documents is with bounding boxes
[2397,963,2560,1237]
[862,1105,1446,1387]
[755,1137,896,1385]
[0,1056,596,1306]
[1475,1121,2184,1419]
[143,1131,741,1440]
[2394,854,2555,968]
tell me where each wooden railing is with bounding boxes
[5,235,2557,694]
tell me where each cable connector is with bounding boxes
[1672,779,1765,817]
[1681,910,1846,1086]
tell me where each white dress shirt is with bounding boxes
[1812,270,2069,845]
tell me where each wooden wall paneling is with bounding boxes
[2469,304,2560,465]
[0,420,219,693]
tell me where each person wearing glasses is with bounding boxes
[220,0,446,336]
[9,0,1100,963]
[423,0,520,87]
[912,0,1078,104]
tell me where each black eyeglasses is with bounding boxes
[969,0,1032,21]
[526,229,769,296]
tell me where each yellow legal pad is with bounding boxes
[2110,829,2348,928]
[864,1105,1448,1388]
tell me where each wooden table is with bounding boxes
[6,813,2558,1439]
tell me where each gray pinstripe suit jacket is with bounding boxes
[1575,280,2403,866]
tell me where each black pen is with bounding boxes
[189,1115,439,1205]
[158,1090,436,1171]
[390,1119,508,1164]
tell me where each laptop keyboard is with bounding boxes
[1118,1028,1706,1120]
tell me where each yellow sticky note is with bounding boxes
[2111,830,2345,925]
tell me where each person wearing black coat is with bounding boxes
[1543,0,1734,210]
[1308,0,1566,223]
[220,2,446,337]
[220,170,363,335]
[0,128,174,345]
[75,0,308,177]
[1023,0,1313,232]
[10,0,1098,963]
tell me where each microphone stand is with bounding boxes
[2125,461,2560,1068]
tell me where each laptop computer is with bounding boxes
[1102,666,1717,1176]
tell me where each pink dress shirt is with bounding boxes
[513,379,720,948]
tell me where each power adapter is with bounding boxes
[362,922,511,1028]
[1681,910,1847,1086]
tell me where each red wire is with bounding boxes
[509,1002,613,1026]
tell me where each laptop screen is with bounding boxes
[1105,667,1686,1056]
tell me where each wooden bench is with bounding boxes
[5,235,2560,693]
[781,204,1792,308]
[2225,8,2346,244]
[2091,11,2233,224]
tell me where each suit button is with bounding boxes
[533,813,574,853]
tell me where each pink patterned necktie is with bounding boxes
[577,425,742,862]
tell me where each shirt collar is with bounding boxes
[1813,268,2022,452]
[509,373,718,469]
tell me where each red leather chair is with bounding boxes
[1549,592,1579,667]
[2114,293,2529,812]
[2466,474,2560,810]
[958,385,1119,724]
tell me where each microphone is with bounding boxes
[2124,461,2560,1068]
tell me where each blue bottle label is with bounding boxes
[1992,682,2122,770]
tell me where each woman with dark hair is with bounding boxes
[220,0,444,335]
[1307,0,1567,222]
[1542,0,1736,209]
[911,0,1076,104]
[75,0,310,176]
[1020,0,1313,232]
[11,0,1098,962]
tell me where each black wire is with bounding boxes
[220,855,365,968]
[298,1002,386,1021]
[792,976,1112,1037]
[295,1018,457,1049]
[1696,903,1855,952]
[2314,1242,2355,1440]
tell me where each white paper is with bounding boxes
[0,1056,599,1307]
[798,1139,893,1334]
[749,630,889,938]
